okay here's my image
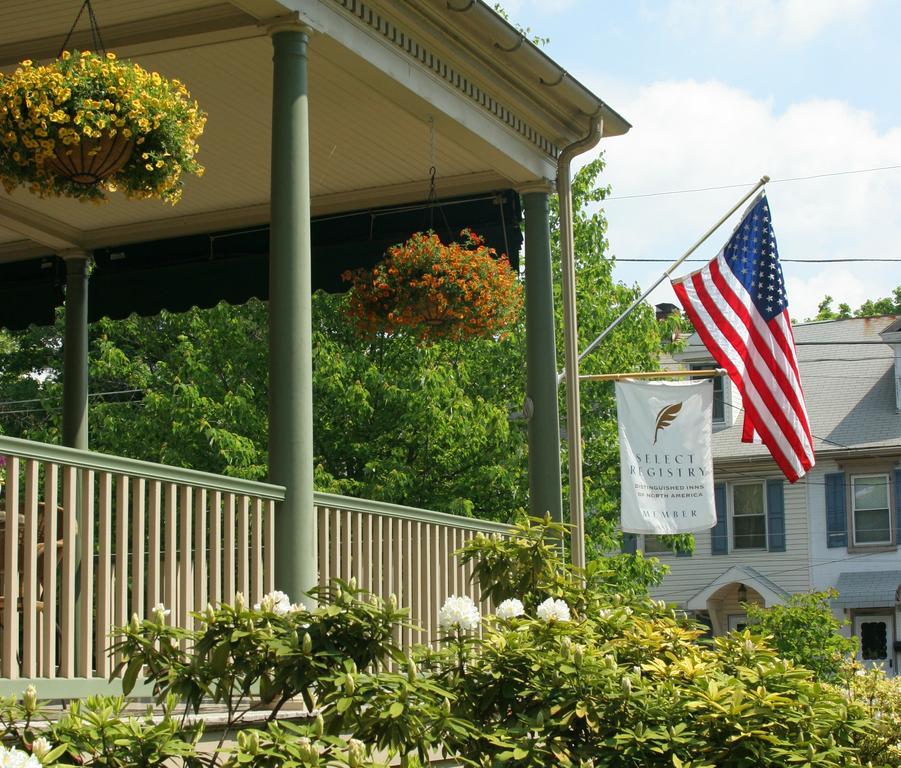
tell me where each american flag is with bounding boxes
[671,192,815,482]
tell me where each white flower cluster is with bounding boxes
[0,746,41,768]
[495,598,525,620]
[253,590,297,615]
[536,597,571,623]
[439,595,481,631]
[151,603,171,622]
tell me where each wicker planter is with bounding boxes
[45,132,135,185]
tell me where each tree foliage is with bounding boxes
[809,287,901,321]
[0,156,675,539]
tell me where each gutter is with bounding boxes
[556,112,604,570]
[443,0,631,139]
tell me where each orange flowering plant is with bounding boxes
[0,51,205,203]
[342,229,523,342]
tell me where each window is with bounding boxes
[642,535,670,554]
[851,474,892,546]
[691,364,724,422]
[732,482,767,549]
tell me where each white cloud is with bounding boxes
[580,77,901,322]
[644,0,874,44]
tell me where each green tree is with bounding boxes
[0,156,675,540]
[809,288,900,321]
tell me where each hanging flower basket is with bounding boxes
[0,50,206,204]
[342,229,523,343]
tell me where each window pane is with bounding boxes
[643,535,669,554]
[712,376,724,421]
[853,476,889,511]
[734,515,766,549]
[854,508,892,544]
[733,484,764,516]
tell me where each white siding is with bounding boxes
[650,470,810,606]
[808,460,901,591]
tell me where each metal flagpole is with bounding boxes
[559,175,768,563]
[558,175,769,385]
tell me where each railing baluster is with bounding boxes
[147,480,161,615]
[317,505,327,589]
[329,508,340,589]
[341,507,351,583]
[2,457,19,678]
[194,488,207,615]
[59,465,76,677]
[264,499,275,594]
[251,497,263,605]
[164,483,177,624]
[237,496,249,598]
[178,485,193,642]
[361,513,372,595]
[78,469,95,677]
[20,460,39,678]
[223,493,236,603]
[209,491,222,605]
[403,518,413,650]
[42,463,59,677]
[96,473,113,678]
[114,474,129,666]
[132,478,146,621]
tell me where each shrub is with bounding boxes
[2,519,888,768]
[744,590,857,682]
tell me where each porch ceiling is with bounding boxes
[0,0,628,263]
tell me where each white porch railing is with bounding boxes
[0,437,511,697]
[0,435,282,696]
[316,494,510,649]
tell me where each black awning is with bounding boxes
[0,190,522,328]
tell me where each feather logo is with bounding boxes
[654,402,683,444]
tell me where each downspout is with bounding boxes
[557,112,603,570]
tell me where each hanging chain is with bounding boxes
[427,116,437,228]
[59,0,107,57]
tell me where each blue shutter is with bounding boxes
[711,483,728,555]
[895,470,901,546]
[825,473,847,548]
[766,479,786,552]
[621,533,638,555]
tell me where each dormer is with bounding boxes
[879,318,901,412]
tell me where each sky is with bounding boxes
[502,0,901,321]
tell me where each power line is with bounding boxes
[605,164,901,201]
[617,257,901,263]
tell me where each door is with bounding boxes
[854,614,895,675]
[727,614,748,633]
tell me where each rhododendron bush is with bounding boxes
[3,518,895,767]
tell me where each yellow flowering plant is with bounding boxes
[0,50,206,203]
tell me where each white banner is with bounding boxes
[615,379,716,534]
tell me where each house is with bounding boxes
[0,0,628,694]
[644,316,901,675]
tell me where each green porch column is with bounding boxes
[62,252,89,450]
[268,25,316,602]
[521,186,563,522]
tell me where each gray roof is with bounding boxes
[677,316,901,462]
[833,570,901,608]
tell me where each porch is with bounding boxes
[0,433,507,696]
[0,0,629,699]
